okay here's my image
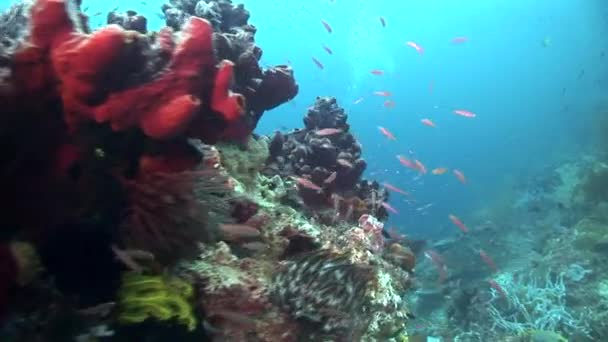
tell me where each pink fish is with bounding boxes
[384,100,396,108]
[448,214,469,233]
[424,250,448,283]
[414,159,427,174]
[406,41,424,55]
[452,36,468,44]
[321,19,332,33]
[453,109,476,118]
[479,249,498,272]
[324,171,337,184]
[292,176,323,191]
[373,91,392,97]
[397,155,417,170]
[353,97,364,104]
[370,69,384,75]
[379,16,386,27]
[488,279,507,299]
[453,169,466,184]
[312,57,324,69]
[383,182,409,196]
[381,201,399,214]
[219,223,261,241]
[322,45,333,55]
[421,118,436,127]
[378,126,396,140]
[315,128,342,136]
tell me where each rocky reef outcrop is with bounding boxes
[264,96,389,222]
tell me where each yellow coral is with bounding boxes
[117,272,196,331]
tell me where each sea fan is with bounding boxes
[120,145,234,265]
[270,250,376,337]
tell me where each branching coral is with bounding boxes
[487,271,590,337]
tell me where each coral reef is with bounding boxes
[264,96,389,222]
[161,0,299,133]
[107,9,148,33]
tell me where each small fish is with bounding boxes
[453,109,476,118]
[384,100,395,108]
[397,155,417,170]
[370,69,384,75]
[479,249,498,272]
[451,36,468,44]
[315,128,342,136]
[312,57,324,69]
[292,176,323,191]
[381,201,399,214]
[429,80,434,94]
[416,203,434,211]
[93,11,102,16]
[353,97,364,104]
[424,250,448,283]
[219,223,261,240]
[448,214,469,233]
[324,171,337,184]
[432,167,448,175]
[336,159,353,168]
[373,91,392,97]
[322,45,333,55]
[378,126,396,140]
[414,159,427,174]
[379,16,386,27]
[453,169,466,183]
[406,41,424,55]
[421,118,436,127]
[383,182,409,196]
[488,279,507,298]
[321,19,332,33]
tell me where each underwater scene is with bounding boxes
[0,0,607,341]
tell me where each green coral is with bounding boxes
[217,136,269,189]
[116,272,196,331]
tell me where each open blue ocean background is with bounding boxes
[3,0,606,240]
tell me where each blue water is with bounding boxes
[3,0,607,240]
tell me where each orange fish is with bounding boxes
[453,169,466,183]
[312,57,324,69]
[453,109,476,118]
[321,19,332,33]
[397,155,416,170]
[315,128,342,136]
[384,100,395,108]
[452,36,469,44]
[488,279,507,298]
[414,159,427,174]
[370,69,384,75]
[379,16,386,27]
[432,167,448,175]
[421,118,435,127]
[448,214,468,233]
[381,202,399,214]
[373,91,392,97]
[322,45,333,55]
[378,126,396,140]
[406,41,424,55]
[292,176,323,191]
[383,182,409,196]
